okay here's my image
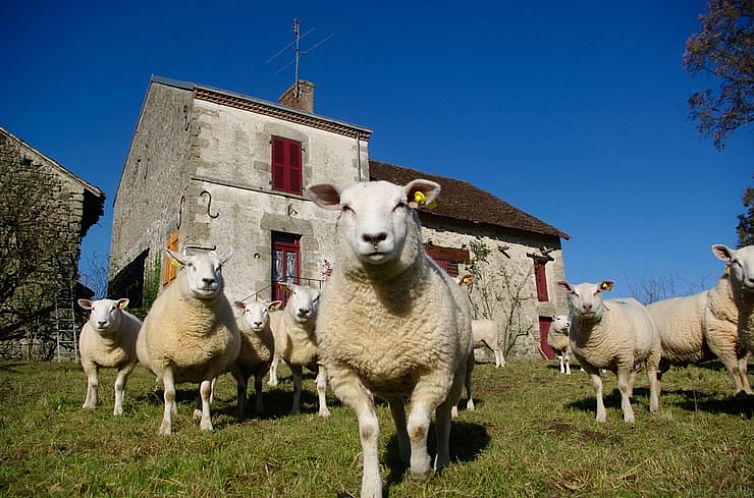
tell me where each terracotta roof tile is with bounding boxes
[369,160,570,240]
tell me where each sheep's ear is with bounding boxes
[306,183,342,210]
[556,281,572,292]
[233,301,246,310]
[77,299,93,310]
[267,300,283,311]
[712,244,734,262]
[165,248,185,266]
[599,280,614,292]
[117,298,129,309]
[406,179,441,209]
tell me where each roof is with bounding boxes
[0,126,105,235]
[151,75,373,140]
[369,160,570,240]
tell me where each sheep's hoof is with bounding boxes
[199,420,214,432]
[409,466,431,481]
[82,405,95,411]
[466,399,475,412]
[624,415,635,424]
[734,390,753,400]
[318,408,331,418]
[192,409,202,421]
[595,415,606,423]
[450,406,459,419]
[159,423,172,436]
[113,408,123,416]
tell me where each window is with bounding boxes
[163,230,179,286]
[271,136,302,194]
[272,232,301,305]
[534,261,549,302]
[425,244,469,278]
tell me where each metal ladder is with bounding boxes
[55,257,79,362]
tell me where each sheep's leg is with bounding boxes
[617,369,635,424]
[583,364,606,423]
[406,402,432,479]
[627,370,637,398]
[464,352,475,412]
[646,366,660,413]
[290,364,303,415]
[267,355,280,386]
[113,365,133,416]
[494,347,503,368]
[316,364,330,417]
[198,379,214,431]
[230,365,247,416]
[159,369,176,435]
[82,363,98,410]
[564,354,571,375]
[558,354,565,374]
[434,399,453,472]
[387,396,410,464]
[737,355,753,395]
[253,372,265,414]
[330,373,381,498]
[718,352,753,396]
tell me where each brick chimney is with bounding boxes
[279,80,314,113]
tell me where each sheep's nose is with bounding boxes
[253,321,263,328]
[298,308,309,316]
[202,277,216,286]
[748,277,754,286]
[362,232,387,246]
[583,303,592,312]
[97,320,107,327]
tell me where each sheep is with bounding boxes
[472,319,505,368]
[266,282,329,417]
[77,298,142,415]
[229,299,280,415]
[547,314,572,374]
[136,247,240,435]
[648,245,754,397]
[557,280,661,424]
[306,179,473,498]
[712,244,754,361]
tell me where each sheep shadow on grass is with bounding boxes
[664,388,754,418]
[384,420,490,489]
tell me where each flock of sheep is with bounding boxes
[75,176,754,498]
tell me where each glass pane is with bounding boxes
[285,250,297,283]
[273,249,282,282]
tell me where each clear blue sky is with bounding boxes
[2,1,752,298]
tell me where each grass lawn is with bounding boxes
[1,358,753,497]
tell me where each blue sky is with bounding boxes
[2,1,752,298]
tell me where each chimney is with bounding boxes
[279,80,315,113]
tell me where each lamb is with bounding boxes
[136,248,240,434]
[77,298,142,415]
[547,314,572,374]
[472,319,505,368]
[648,245,754,396]
[557,280,661,424]
[267,282,329,417]
[229,299,280,415]
[307,179,473,498]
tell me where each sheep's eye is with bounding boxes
[341,204,353,213]
[732,260,741,267]
[393,202,407,212]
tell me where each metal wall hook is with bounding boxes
[177,195,185,229]
[200,190,219,219]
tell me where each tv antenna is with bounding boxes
[266,19,334,97]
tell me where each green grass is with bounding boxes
[1,359,753,497]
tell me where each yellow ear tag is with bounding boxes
[171,258,181,268]
[462,276,473,285]
[600,282,610,290]
[413,191,438,210]
[725,265,731,275]
[119,301,127,309]
[270,304,279,311]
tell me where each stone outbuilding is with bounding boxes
[110,76,570,360]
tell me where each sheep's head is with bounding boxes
[552,314,571,334]
[713,244,754,293]
[306,179,440,267]
[78,298,128,333]
[557,280,613,323]
[280,282,320,324]
[234,300,281,333]
[166,248,231,300]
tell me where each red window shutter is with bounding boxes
[535,263,549,302]
[271,137,286,190]
[288,140,302,194]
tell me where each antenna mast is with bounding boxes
[267,18,334,97]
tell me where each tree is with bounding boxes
[0,143,77,356]
[736,177,754,246]
[684,0,754,150]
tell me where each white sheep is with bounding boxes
[136,248,240,434]
[547,314,572,374]
[267,282,329,417]
[648,244,754,396]
[77,298,142,415]
[472,319,505,368]
[230,299,280,415]
[712,244,754,361]
[307,179,473,498]
[557,280,661,424]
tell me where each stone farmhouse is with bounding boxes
[110,76,570,359]
[0,127,105,359]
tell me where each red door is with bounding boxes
[539,317,556,360]
[272,233,300,306]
